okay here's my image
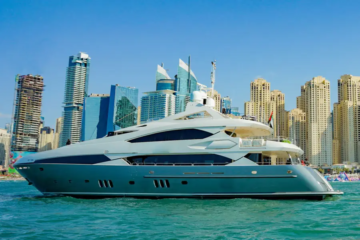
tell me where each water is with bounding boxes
[0,181,359,240]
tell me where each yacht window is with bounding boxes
[107,130,137,137]
[244,153,262,164]
[225,130,237,137]
[244,153,272,165]
[128,129,212,143]
[127,154,231,165]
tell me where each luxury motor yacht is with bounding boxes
[14,92,342,200]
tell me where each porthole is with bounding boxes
[109,180,113,188]
[85,180,89,183]
[165,180,170,188]
[129,181,135,185]
[39,168,44,171]
[154,180,159,188]
[159,180,165,188]
[182,181,188,185]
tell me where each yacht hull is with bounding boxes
[16,164,342,200]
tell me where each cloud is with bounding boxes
[0,113,11,119]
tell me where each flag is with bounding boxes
[268,111,274,128]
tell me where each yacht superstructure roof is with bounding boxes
[115,102,273,138]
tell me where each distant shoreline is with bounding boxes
[0,176,25,181]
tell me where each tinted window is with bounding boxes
[127,154,231,165]
[243,153,271,165]
[35,155,110,164]
[244,153,262,163]
[129,129,212,143]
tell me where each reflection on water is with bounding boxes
[0,181,359,239]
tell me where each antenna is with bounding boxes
[211,60,216,97]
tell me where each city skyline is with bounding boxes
[1,0,360,129]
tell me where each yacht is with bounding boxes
[14,93,342,200]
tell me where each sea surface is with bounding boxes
[0,181,359,240]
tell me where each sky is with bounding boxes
[1,0,360,129]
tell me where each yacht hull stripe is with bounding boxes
[143,175,298,178]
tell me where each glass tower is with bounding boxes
[140,90,176,123]
[156,79,175,91]
[156,64,171,82]
[107,85,138,133]
[60,52,90,146]
[221,96,232,114]
[81,94,110,141]
[174,58,197,113]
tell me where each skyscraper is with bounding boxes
[288,108,306,160]
[333,74,360,164]
[244,78,277,136]
[60,52,90,147]
[140,90,176,123]
[12,74,44,152]
[81,94,110,141]
[270,90,288,137]
[38,127,54,152]
[53,117,62,149]
[221,96,232,114]
[299,76,332,166]
[4,123,10,133]
[107,85,138,133]
[207,89,221,112]
[137,106,141,125]
[156,79,175,91]
[156,64,171,83]
[174,58,197,113]
[0,129,10,168]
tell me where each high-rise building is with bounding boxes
[0,129,10,168]
[107,85,138,133]
[296,86,306,111]
[140,90,176,123]
[207,89,221,112]
[175,58,197,113]
[270,90,288,137]
[156,79,175,91]
[221,96,232,114]
[4,124,10,133]
[38,127,54,152]
[60,52,91,147]
[333,74,360,164]
[244,78,277,136]
[299,76,332,166]
[12,74,44,152]
[81,94,110,141]
[53,117,63,149]
[288,108,306,160]
[137,106,141,125]
[156,64,171,83]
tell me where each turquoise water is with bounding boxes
[0,181,359,240]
